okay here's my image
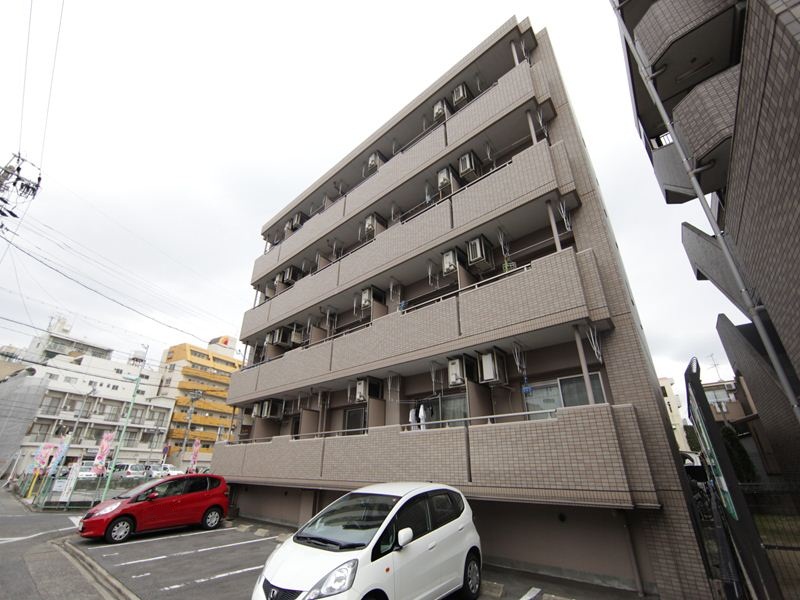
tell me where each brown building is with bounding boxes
[615,0,800,481]
[212,17,711,597]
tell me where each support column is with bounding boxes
[525,110,537,141]
[546,200,562,251]
[573,326,596,405]
[510,40,520,65]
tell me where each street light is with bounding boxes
[100,345,148,502]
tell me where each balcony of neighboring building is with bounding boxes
[176,379,228,399]
[171,410,232,429]
[250,44,555,289]
[175,394,234,415]
[180,365,231,385]
[241,129,579,342]
[231,245,609,403]
[627,0,744,140]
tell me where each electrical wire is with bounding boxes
[39,0,66,169]
[0,234,208,343]
[18,0,35,153]
[8,248,35,326]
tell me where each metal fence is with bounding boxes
[15,472,151,511]
[740,483,800,595]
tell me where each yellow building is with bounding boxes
[159,337,241,468]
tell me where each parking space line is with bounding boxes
[101,552,119,557]
[0,526,75,545]
[115,536,277,566]
[86,527,229,549]
[131,573,151,579]
[159,565,263,591]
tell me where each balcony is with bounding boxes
[230,247,606,402]
[652,143,694,204]
[240,140,578,343]
[212,403,657,510]
[672,65,739,195]
[631,0,743,137]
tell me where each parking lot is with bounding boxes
[67,522,292,600]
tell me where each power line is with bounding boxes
[7,248,35,326]
[18,0,35,153]
[39,0,66,168]
[0,234,208,343]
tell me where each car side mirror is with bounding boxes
[147,492,159,501]
[397,527,413,548]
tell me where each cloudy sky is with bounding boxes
[0,0,745,412]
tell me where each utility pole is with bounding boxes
[180,390,202,470]
[100,346,148,502]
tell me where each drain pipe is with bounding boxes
[610,2,800,424]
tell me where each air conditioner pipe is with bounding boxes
[510,40,520,65]
[611,1,800,425]
[574,326,596,405]
[546,200,562,251]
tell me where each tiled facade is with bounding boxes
[215,17,711,597]
[619,0,800,491]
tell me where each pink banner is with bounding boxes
[92,431,115,475]
[33,443,56,475]
[189,438,201,471]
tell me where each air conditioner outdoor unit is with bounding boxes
[272,328,292,348]
[366,151,385,174]
[355,377,382,402]
[292,211,309,229]
[274,271,284,286]
[724,382,736,391]
[458,151,482,182]
[264,399,284,420]
[442,248,466,275]
[451,82,472,108]
[290,326,304,345]
[448,355,478,387]
[478,348,508,385]
[283,399,300,415]
[467,235,493,268]
[432,99,448,122]
[360,286,386,309]
[363,213,386,239]
[437,167,455,191]
[283,266,300,284]
[284,219,295,232]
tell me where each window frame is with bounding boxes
[522,371,607,416]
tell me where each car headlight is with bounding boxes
[94,501,121,516]
[305,559,358,599]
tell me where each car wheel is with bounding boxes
[201,506,222,530]
[460,552,481,600]
[105,517,134,544]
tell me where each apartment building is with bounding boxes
[7,352,172,475]
[614,0,800,480]
[212,17,711,597]
[159,338,241,469]
[659,377,690,452]
[22,315,113,363]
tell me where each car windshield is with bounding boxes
[295,492,399,551]
[115,480,156,499]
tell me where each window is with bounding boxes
[523,373,606,417]
[372,519,397,561]
[111,385,119,390]
[428,490,462,528]
[343,407,366,435]
[559,374,605,407]
[395,494,431,542]
[47,373,59,381]
[152,478,186,498]
[185,477,208,494]
[64,376,78,384]
[661,386,668,398]
[140,374,150,380]
[114,368,123,374]
[136,390,145,395]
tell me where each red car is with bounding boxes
[78,474,229,543]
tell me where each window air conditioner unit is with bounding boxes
[283,266,300,284]
[724,382,736,391]
[271,328,292,348]
[467,235,493,267]
[360,286,386,309]
[292,211,309,229]
[477,348,508,385]
[458,151,482,182]
[366,151,385,174]
[442,248,466,275]
[448,355,477,387]
[451,82,472,109]
[355,377,382,402]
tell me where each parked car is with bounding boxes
[78,465,98,480]
[251,482,481,600]
[144,464,170,478]
[77,474,229,543]
[111,463,147,478]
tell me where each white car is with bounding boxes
[251,482,481,600]
[145,464,184,478]
[77,466,98,480]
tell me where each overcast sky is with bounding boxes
[0,1,745,414]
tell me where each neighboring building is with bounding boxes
[159,337,241,469]
[659,377,690,452]
[23,315,113,363]
[0,344,24,362]
[8,352,173,475]
[212,17,712,597]
[615,1,800,479]
[0,365,46,476]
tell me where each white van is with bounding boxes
[251,482,481,600]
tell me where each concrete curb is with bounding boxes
[54,536,141,600]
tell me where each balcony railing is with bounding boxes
[212,403,657,510]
